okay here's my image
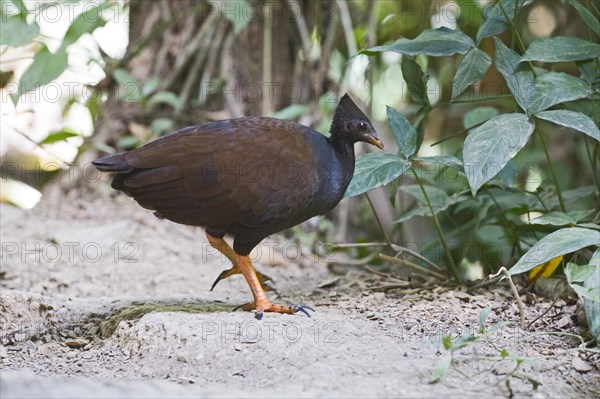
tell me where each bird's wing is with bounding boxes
[117,119,321,228]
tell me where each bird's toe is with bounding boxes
[233,300,314,318]
[291,304,315,317]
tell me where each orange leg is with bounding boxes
[206,234,276,293]
[206,232,313,318]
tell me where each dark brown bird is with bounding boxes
[93,94,383,318]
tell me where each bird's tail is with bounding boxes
[92,153,134,173]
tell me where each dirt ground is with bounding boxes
[1,185,599,398]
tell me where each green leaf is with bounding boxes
[413,155,464,172]
[577,58,600,85]
[116,135,140,149]
[452,48,492,101]
[452,330,479,351]
[442,335,453,351]
[457,0,483,26]
[567,0,600,36]
[401,56,430,107]
[345,153,411,198]
[590,249,600,268]
[223,0,251,34]
[535,110,600,142]
[63,4,107,47]
[141,77,160,96]
[150,118,174,135]
[395,191,467,223]
[112,68,137,85]
[546,186,597,209]
[572,284,600,303]
[364,27,474,56]
[147,91,182,110]
[112,68,140,102]
[272,104,310,120]
[0,16,39,47]
[38,131,79,145]
[464,107,499,130]
[476,0,525,44]
[6,0,27,15]
[530,210,595,226]
[528,73,591,114]
[583,250,600,344]
[400,185,449,207]
[12,45,68,104]
[395,207,435,223]
[578,223,600,231]
[478,307,492,332]
[430,355,452,383]
[463,113,534,195]
[521,36,600,63]
[494,38,535,112]
[387,106,417,158]
[565,262,596,284]
[509,227,600,275]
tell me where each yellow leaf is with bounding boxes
[527,255,563,284]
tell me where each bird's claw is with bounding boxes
[291,304,315,317]
[232,301,315,318]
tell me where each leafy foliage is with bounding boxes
[509,228,599,275]
[452,48,492,101]
[364,27,475,56]
[431,308,539,390]
[9,3,109,105]
[350,0,600,327]
[463,113,534,195]
[583,250,600,344]
[520,36,600,63]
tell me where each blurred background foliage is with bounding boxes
[1,0,598,294]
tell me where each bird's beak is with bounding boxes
[364,135,384,150]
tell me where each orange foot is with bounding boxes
[206,232,314,320]
[235,300,315,320]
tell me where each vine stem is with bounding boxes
[410,166,461,283]
[365,193,395,248]
[498,0,569,214]
[497,0,537,78]
[489,267,525,329]
[262,2,273,115]
[324,241,445,272]
[379,254,446,280]
[537,129,567,212]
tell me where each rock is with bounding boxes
[572,357,592,373]
[65,338,88,349]
[0,370,200,398]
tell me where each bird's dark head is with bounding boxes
[331,94,384,150]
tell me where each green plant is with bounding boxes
[348,0,599,339]
[431,307,540,393]
[5,0,111,105]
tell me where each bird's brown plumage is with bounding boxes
[93,94,382,318]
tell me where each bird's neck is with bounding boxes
[329,134,356,169]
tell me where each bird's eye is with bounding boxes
[357,122,367,131]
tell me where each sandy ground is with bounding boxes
[1,185,599,398]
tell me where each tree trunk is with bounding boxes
[91,0,338,148]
